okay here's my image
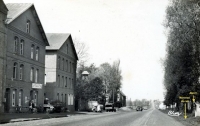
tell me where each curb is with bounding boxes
[0,112,89,124]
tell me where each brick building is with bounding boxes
[0,0,8,113]
[4,3,49,112]
[45,33,78,112]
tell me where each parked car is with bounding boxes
[143,106,148,110]
[136,106,143,111]
[92,104,103,112]
[43,103,54,113]
[88,101,103,112]
[105,103,116,112]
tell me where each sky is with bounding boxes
[4,0,169,101]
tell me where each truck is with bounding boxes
[87,101,103,112]
[105,103,116,112]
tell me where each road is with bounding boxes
[2,108,185,126]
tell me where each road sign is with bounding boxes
[189,92,198,95]
[179,96,190,99]
[181,100,189,103]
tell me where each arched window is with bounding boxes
[68,94,70,105]
[30,67,34,81]
[36,47,39,61]
[66,60,68,72]
[35,69,39,83]
[58,56,60,69]
[71,79,74,88]
[65,77,67,87]
[61,94,63,102]
[69,78,71,88]
[31,45,34,59]
[66,44,68,54]
[57,93,59,101]
[26,20,30,33]
[20,40,24,55]
[62,76,64,87]
[14,37,19,53]
[62,58,64,70]
[13,62,17,79]
[58,75,60,87]
[19,64,24,80]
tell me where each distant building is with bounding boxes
[0,0,8,113]
[116,91,126,107]
[4,3,49,112]
[45,33,78,111]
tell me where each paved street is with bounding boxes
[1,108,185,126]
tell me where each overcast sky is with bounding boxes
[4,0,169,101]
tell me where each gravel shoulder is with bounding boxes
[159,109,200,126]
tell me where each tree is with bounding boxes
[73,37,89,67]
[84,77,105,102]
[164,0,200,108]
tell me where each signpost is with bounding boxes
[179,96,190,119]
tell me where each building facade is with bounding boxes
[4,3,49,112]
[116,91,126,107]
[0,0,8,113]
[45,33,78,112]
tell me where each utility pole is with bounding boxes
[113,89,114,104]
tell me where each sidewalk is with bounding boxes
[0,111,88,124]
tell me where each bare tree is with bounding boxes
[73,37,89,67]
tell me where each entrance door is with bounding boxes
[30,90,38,106]
[4,88,10,112]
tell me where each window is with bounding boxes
[67,44,68,54]
[65,77,67,87]
[30,67,34,81]
[35,69,39,83]
[61,94,63,102]
[12,90,16,107]
[20,40,24,55]
[71,94,73,105]
[58,56,60,69]
[62,58,64,70]
[69,78,71,88]
[13,62,17,79]
[68,94,70,105]
[70,62,71,73]
[26,20,30,33]
[18,90,22,106]
[72,63,74,73]
[14,37,19,53]
[31,45,34,59]
[71,79,74,88]
[62,76,64,87]
[19,64,24,80]
[65,94,67,106]
[66,60,68,72]
[36,47,39,61]
[57,93,59,101]
[58,75,60,87]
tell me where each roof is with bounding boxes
[5,3,49,46]
[82,71,89,75]
[120,91,126,97]
[46,33,78,60]
[46,33,71,50]
[6,3,33,24]
[0,0,8,14]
